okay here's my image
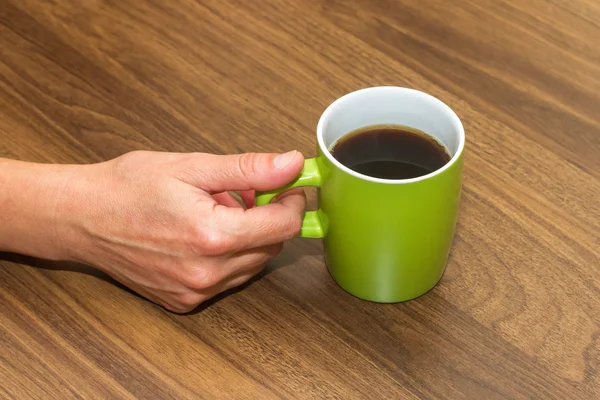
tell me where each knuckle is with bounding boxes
[236,153,259,180]
[178,292,203,308]
[182,267,222,290]
[191,225,235,256]
[203,232,235,255]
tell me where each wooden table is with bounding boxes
[1,1,598,398]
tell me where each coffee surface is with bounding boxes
[330,125,451,179]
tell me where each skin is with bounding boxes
[0,150,306,313]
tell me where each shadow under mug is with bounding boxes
[256,86,465,303]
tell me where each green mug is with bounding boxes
[256,87,465,303]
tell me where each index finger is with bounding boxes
[215,188,306,250]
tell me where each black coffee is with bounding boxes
[330,125,451,179]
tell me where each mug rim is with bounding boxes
[316,86,465,185]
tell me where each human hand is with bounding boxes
[56,150,305,312]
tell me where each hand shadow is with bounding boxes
[0,237,323,315]
[185,238,323,315]
[0,251,144,300]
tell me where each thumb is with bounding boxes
[191,151,305,192]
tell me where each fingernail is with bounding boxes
[274,150,297,169]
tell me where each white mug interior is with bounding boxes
[316,87,465,184]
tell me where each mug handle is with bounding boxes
[255,158,325,238]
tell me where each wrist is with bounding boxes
[0,159,95,261]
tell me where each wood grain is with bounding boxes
[1,0,599,398]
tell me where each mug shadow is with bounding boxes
[0,237,323,315]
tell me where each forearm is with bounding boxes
[0,158,78,260]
